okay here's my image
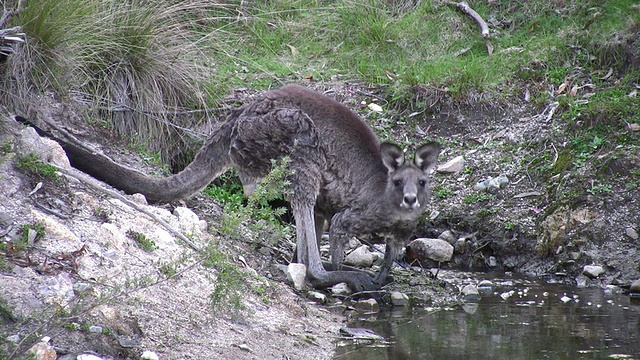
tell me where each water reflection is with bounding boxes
[335,272,640,360]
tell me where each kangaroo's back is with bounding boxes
[263,85,389,194]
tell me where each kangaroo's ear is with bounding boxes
[380,142,405,172]
[414,142,441,172]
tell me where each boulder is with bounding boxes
[406,238,454,263]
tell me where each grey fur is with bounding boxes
[38,85,441,291]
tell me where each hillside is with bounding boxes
[1,1,639,358]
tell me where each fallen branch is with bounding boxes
[444,1,493,55]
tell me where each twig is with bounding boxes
[51,164,202,253]
[444,1,493,55]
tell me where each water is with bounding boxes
[335,271,640,360]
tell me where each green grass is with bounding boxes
[15,154,60,180]
[126,230,157,252]
[4,0,638,155]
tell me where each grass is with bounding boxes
[126,230,157,252]
[15,153,60,180]
[3,0,637,156]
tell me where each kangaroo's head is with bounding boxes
[380,142,441,216]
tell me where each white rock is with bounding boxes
[17,127,70,169]
[344,245,377,267]
[141,351,160,360]
[286,263,307,290]
[582,265,605,279]
[390,291,409,306]
[406,238,454,262]
[6,334,20,343]
[331,282,352,296]
[88,325,103,333]
[307,291,327,304]
[437,155,465,173]
[38,273,75,311]
[438,230,456,244]
[626,227,639,240]
[354,298,379,312]
[130,193,148,205]
[462,284,480,300]
[78,354,104,360]
[173,206,201,234]
[500,290,515,300]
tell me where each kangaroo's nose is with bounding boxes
[404,194,417,205]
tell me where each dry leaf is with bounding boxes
[570,85,579,96]
[556,83,568,95]
[600,68,613,80]
[628,123,640,132]
[285,44,298,57]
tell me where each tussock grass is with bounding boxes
[1,0,637,161]
[3,0,230,164]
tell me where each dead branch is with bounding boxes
[444,1,493,55]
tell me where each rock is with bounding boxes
[500,290,515,300]
[630,279,640,293]
[173,206,206,234]
[331,282,352,296]
[6,334,20,343]
[130,193,148,205]
[406,238,454,263]
[286,263,307,290]
[390,291,409,306]
[454,238,467,254]
[487,256,498,268]
[461,303,478,314]
[17,127,71,170]
[344,245,377,267]
[477,280,493,293]
[347,237,361,250]
[438,230,456,244]
[437,155,465,173]
[473,175,509,192]
[626,227,639,240]
[141,351,160,360]
[307,291,327,304]
[582,265,605,279]
[490,175,509,189]
[88,325,103,333]
[77,354,105,360]
[462,284,480,301]
[38,272,74,311]
[28,337,57,360]
[575,274,588,288]
[354,298,379,312]
[339,327,384,340]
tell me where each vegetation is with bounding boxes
[1,0,638,355]
[15,153,60,180]
[126,230,157,252]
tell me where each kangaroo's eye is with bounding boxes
[419,180,427,187]
[394,179,402,187]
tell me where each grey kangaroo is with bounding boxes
[26,85,441,291]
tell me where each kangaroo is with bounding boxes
[23,85,440,292]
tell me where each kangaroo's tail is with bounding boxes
[16,115,234,203]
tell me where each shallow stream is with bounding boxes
[335,271,640,360]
